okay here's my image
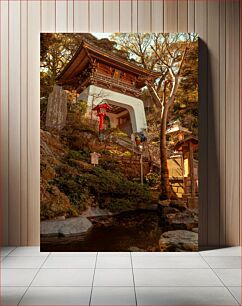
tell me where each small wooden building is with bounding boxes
[174,136,199,198]
[166,119,192,142]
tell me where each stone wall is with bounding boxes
[100,155,150,179]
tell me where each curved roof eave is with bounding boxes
[56,40,160,82]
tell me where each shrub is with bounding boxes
[66,149,91,162]
[123,151,132,157]
[109,198,134,213]
[52,175,90,212]
[40,184,79,220]
[50,163,151,216]
[77,100,88,115]
[146,172,160,186]
[87,167,151,208]
[98,149,111,155]
[99,158,119,171]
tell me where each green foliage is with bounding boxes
[78,100,88,115]
[40,183,79,221]
[88,167,151,206]
[67,149,91,162]
[108,198,135,213]
[69,100,88,118]
[46,185,55,193]
[111,128,129,138]
[99,158,119,171]
[98,149,111,155]
[123,151,132,157]
[40,201,79,221]
[51,165,151,215]
[52,175,89,212]
[146,172,160,186]
[40,96,48,129]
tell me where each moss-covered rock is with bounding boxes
[41,216,93,237]
[40,184,78,221]
[159,230,198,252]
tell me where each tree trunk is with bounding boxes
[160,105,170,200]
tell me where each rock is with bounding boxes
[170,200,187,212]
[129,246,146,252]
[41,165,56,180]
[82,206,113,217]
[67,130,100,151]
[159,230,198,252]
[40,185,77,221]
[192,227,198,233]
[59,217,93,236]
[146,246,159,252]
[158,200,170,207]
[46,85,68,132]
[88,216,114,227]
[40,129,67,157]
[187,197,199,209]
[165,210,198,231]
[56,216,66,221]
[41,216,93,237]
[138,203,158,210]
[40,220,63,236]
[162,206,180,215]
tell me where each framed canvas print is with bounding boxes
[40,33,198,252]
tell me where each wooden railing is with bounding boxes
[93,73,141,97]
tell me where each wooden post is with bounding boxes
[140,153,144,185]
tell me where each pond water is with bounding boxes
[41,210,164,252]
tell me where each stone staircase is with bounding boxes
[112,135,150,157]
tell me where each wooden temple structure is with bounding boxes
[165,121,198,200]
[56,39,159,134]
[175,136,199,198]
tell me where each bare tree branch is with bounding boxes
[145,81,162,109]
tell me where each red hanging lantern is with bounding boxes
[92,101,111,132]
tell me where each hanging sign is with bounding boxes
[91,152,100,166]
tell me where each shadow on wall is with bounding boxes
[198,38,221,249]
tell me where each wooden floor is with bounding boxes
[0,0,241,246]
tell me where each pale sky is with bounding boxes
[93,33,112,39]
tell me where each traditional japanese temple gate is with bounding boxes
[56,40,159,134]
[79,85,147,133]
